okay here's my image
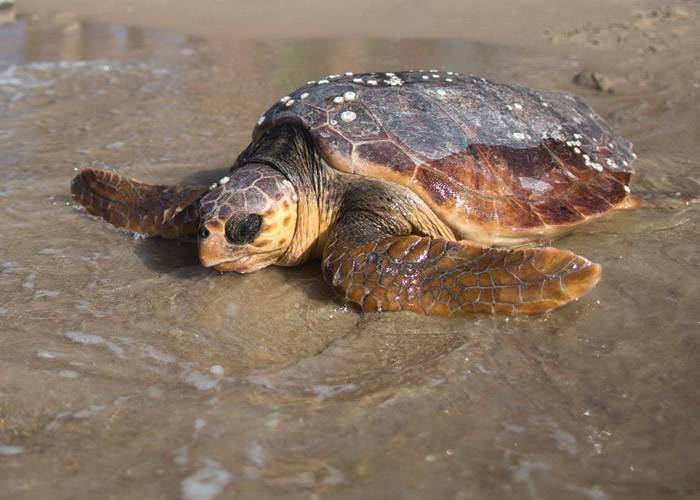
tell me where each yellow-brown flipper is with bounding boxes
[71,168,208,239]
[322,236,601,316]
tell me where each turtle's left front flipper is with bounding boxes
[71,168,208,239]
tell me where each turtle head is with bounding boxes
[197,164,298,273]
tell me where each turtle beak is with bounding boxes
[197,219,235,268]
[197,219,269,273]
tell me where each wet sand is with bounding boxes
[14,0,664,43]
[1,1,699,499]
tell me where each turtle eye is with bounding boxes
[225,213,262,245]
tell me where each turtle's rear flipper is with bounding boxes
[323,236,601,316]
[71,168,208,239]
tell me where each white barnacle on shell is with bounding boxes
[340,110,357,122]
[624,185,631,193]
[447,71,454,75]
[280,95,291,103]
[343,91,356,101]
[209,183,217,191]
[429,69,437,73]
[436,89,447,96]
[317,79,329,84]
[219,176,230,185]
[257,115,265,125]
[542,102,549,107]
[513,103,523,110]
[345,71,354,76]
[385,72,395,77]
[307,80,316,85]
[445,78,453,82]
[300,92,309,99]
[431,74,440,79]
[285,99,295,107]
[421,75,429,80]
[582,152,603,172]
[330,119,337,126]
[512,132,527,141]
[328,74,340,79]
[333,96,345,104]
[367,79,378,86]
[573,133,582,139]
[519,176,552,194]
[574,147,581,154]
[352,78,364,83]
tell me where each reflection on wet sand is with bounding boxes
[1,13,699,500]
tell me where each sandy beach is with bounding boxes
[1,1,699,499]
[16,0,669,43]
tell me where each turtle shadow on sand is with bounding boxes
[132,234,335,304]
[279,261,336,304]
[132,238,203,277]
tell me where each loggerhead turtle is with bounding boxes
[71,71,637,316]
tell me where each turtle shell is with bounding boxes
[252,71,635,245]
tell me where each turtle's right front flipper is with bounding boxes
[71,168,208,239]
[323,235,601,316]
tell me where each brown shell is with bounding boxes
[252,71,635,244]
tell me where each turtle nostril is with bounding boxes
[198,226,210,239]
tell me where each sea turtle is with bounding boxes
[71,70,637,316]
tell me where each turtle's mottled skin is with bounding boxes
[72,71,637,315]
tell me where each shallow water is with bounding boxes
[1,15,699,499]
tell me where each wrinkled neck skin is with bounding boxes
[234,123,347,266]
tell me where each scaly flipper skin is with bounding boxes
[71,168,208,239]
[322,236,601,316]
